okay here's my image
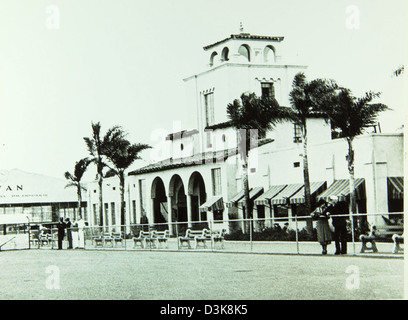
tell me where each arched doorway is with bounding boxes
[169,175,187,235]
[188,172,207,227]
[151,177,168,228]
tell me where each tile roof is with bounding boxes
[203,34,284,51]
[165,129,199,141]
[129,138,274,176]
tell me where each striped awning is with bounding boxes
[388,177,403,200]
[289,181,327,204]
[238,187,264,208]
[270,183,304,205]
[226,189,246,208]
[254,185,287,206]
[317,178,365,202]
[199,196,224,213]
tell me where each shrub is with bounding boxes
[224,226,318,242]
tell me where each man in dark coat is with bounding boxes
[57,217,66,250]
[330,197,349,255]
[65,218,73,249]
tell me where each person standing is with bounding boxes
[65,218,73,249]
[76,218,86,249]
[331,197,349,255]
[311,199,333,254]
[57,217,66,250]
[71,220,79,249]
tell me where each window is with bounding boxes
[111,202,116,225]
[238,44,251,62]
[206,130,212,149]
[263,46,276,63]
[293,162,300,168]
[221,47,229,62]
[257,205,265,219]
[104,203,109,226]
[210,51,218,66]
[331,120,342,139]
[211,168,222,196]
[204,92,215,126]
[261,82,275,99]
[213,210,223,221]
[93,204,99,226]
[293,123,303,143]
[83,207,88,221]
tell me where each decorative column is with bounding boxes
[167,195,174,236]
[186,194,193,228]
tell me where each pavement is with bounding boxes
[0,248,405,300]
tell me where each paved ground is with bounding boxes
[0,248,404,300]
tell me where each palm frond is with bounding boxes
[325,88,389,139]
[64,181,78,189]
[64,171,75,182]
[83,137,95,156]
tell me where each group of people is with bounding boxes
[312,195,349,255]
[56,217,86,250]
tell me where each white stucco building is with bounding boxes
[84,28,404,235]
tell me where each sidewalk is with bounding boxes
[81,238,404,258]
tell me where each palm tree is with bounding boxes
[64,158,91,220]
[103,126,151,232]
[84,122,107,227]
[321,88,389,230]
[227,92,289,232]
[288,73,337,231]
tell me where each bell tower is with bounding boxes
[183,25,308,154]
[205,23,284,67]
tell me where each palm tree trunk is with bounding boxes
[119,171,126,234]
[77,183,82,220]
[238,129,251,234]
[302,122,313,233]
[98,172,103,228]
[346,137,357,241]
[242,162,251,234]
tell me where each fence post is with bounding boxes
[176,222,180,251]
[250,218,253,252]
[147,224,151,250]
[210,218,214,251]
[295,215,299,254]
[28,222,31,250]
[350,213,356,255]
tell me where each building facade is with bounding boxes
[0,169,87,226]
[85,29,404,234]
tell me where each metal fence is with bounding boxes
[0,223,30,251]
[1,212,403,255]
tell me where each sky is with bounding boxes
[0,0,406,181]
